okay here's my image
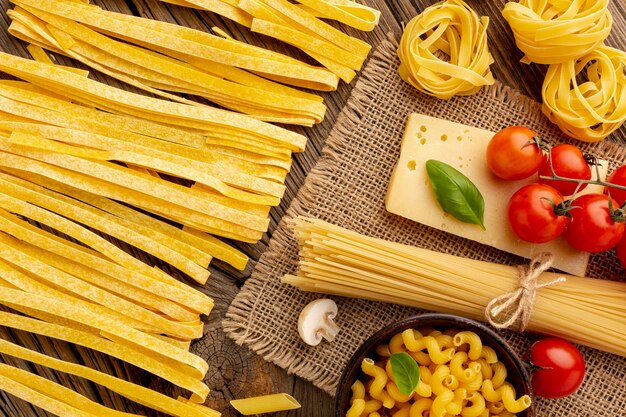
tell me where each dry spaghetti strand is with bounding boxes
[282,217,626,357]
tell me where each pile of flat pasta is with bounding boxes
[282,217,626,357]
[0,43,309,416]
[348,329,531,417]
[542,45,626,143]
[7,0,338,126]
[503,0,626,142]
[159,0,381,83]
[502,0,612,65]
[397,0,495,100]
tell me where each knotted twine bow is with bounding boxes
[485,252,566,331]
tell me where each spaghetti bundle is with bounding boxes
[397,0,494,100]
[541,45,626,143]
[282,217,626,357]
[502,0,612,65]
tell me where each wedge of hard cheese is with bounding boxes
[386,113,606,277]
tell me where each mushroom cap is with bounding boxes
[297,298,338,346]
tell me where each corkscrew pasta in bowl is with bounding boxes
[335,314,536,417]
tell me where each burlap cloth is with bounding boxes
[223,38,626,415]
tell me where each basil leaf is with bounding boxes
[390,352,420,396]
[425,159,486,230]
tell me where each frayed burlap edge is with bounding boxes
[223,35,402,394]
[222,34,604,394]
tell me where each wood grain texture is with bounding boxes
[0,0,624,416]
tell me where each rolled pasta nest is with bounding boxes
[542,45,626,143]
[502,0,613,65]
[397,0,494,100]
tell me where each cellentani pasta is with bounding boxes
[282,217,626,357]
[398,0,494,99]
[347,328,531,417]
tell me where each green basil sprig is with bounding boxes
[390,352,420,396]
[425,160,486,230]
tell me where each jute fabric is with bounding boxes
[223,37,626,416]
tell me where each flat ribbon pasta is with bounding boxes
[397,0,494,100]
[502,0,612,64]
[542,45,626,142]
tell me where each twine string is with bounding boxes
[485,252,566,331]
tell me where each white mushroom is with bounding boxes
[297,298,340,346]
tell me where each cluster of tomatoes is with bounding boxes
[486,126,626,270]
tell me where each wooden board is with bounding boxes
[0,1,624,416]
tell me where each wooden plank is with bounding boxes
[0,0,624,417]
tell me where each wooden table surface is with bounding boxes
[0,1,625,416]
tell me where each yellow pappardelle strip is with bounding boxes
[9,170,249,270]
[5,129,281,206]
[162,0,253,27]
[0,311,210,402]
[12,0,339,91]
[541,45,626,143]
[0,80,206,148]
[0,195,213,315]
[0,285,209,379]
[0,52,308,153]
[502,0,612,64]
[0,171,212,283]
[0,153,263,242]
[0,233,203,340]
[294,0,381,32]
[230,394,301,415]
[0,138,270,231]
[0,368,119,417]
[398,0,495,99]
[0,343,220,417]
[26,43,90,77]
[250,18,361,77]
[9,7,327,125]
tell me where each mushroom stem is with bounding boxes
[319,315,340,342]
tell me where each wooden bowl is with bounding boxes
[335,313,536,417]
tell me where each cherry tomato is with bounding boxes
[486,126,543,180]
[507,184,567,243]
[538,144,591,196]
[563,193,625,253]
[529,338,585,398]
[616,235,626,270]
[605,165,626,206]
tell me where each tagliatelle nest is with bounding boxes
[397,0,495,100]
[542,45,626,143]
[502,0,613,65]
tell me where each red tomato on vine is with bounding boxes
[538,144,591,196]
[563,194,625,253]
[605,165,626,206]
[507,184,568,243]
[486,126,543,180]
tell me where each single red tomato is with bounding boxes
[529,338,585,398]
[563,193,625,252]
[507,184,568,243]
[616,236,626,270]
[605,165,626,206]
[538,144,591,196]
[486,126,543,180]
